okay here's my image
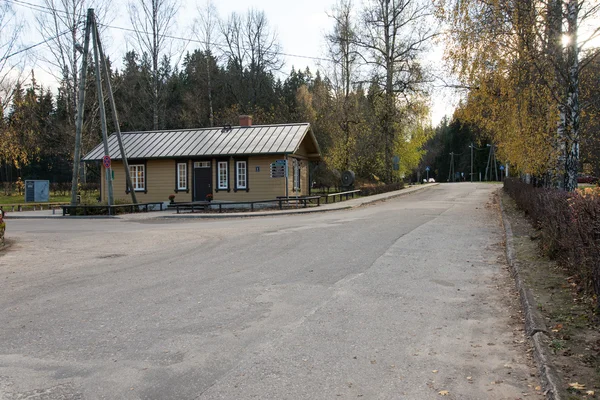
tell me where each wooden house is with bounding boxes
[82,116,322,204]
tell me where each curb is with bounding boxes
[159,205,353,219]
[5,214,119,220]
[5,184,438,221]
[499,190,562,400]
[154,184,438,219]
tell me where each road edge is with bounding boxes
[498,189,562,400]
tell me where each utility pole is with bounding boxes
[70,9,93,206]
[447,152,455,182]
[91,13,114,209]
[470,143,474,182]
[93,17,137,204]
[485,144,492,181]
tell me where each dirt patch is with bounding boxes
[502,191,600,399]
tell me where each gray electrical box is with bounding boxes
[25,180,50,202]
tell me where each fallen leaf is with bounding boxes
[432,370,438,373]
[535,386,541,391]
[569,382,585,390]
[439,390,449,396]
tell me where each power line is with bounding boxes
[2,0,72,18]
[4,0,334,64]
[100,23,333,63]
[3,27,74,61]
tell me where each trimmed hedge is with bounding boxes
[504,178,600,308]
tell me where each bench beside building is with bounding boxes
[82,117,322,204]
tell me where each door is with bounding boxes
[193,161,212,201]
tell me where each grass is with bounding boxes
[0,191,99,205]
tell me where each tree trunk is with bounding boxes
[563,0,579,192]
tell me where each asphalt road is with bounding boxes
[0,183,542,399]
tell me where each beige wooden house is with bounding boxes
[82,117,322,204]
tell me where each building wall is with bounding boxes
[102,159,193,204]
[101,155,298,203]
[212,156,286,201]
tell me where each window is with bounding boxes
[177,162,187,190]
[194,161,210,168]
[236,161,247,189]
[129,164,145,191]
[218,161,228,189]
[293,159,300,191]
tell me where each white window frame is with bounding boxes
[236,161,247,189]
[218,161,228,190]
[177,162,187,190]
[129,164,145,191]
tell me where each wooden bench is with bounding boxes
[322,190,361,203]
[175,196,322,214]
[276,196,322,208]
[174,201,211,214]
[62,202,164,216]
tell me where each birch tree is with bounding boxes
[355,0,437,182]
[127,0,180,130]
[0,2,26,106]
[438,0,600,191]
[193,0,220,127]
[326,0,360,170]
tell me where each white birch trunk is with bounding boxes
[563,0,579,192]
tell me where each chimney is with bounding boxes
[239,115,252,127]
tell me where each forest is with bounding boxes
[0,0,598,194]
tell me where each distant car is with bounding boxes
[428,178,436,183]
[577,175,598,184]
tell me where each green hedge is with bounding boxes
[504,178,600,308]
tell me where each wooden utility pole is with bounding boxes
[447,152,455,182]
[91,14,114,208]
[70,9,93,206]
[93,17,137,204]
[470,143,474,183]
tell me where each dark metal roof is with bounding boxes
[82,123,321,161]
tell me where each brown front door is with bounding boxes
[193,161,212,201]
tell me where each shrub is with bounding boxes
[358,182,404,196]
[504,178,600,308]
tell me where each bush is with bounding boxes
[504,178,600,308]
[358,182,404,196]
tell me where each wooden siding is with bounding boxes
[213,156,286,201]
[102,160,193,203]
[101,156,291,203]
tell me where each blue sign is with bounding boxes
[425,166,430,172]
[500,165,505,171]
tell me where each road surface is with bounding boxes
[0,183,542,399]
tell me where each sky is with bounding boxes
[9,0,458,125]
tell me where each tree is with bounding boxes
[193,0,220,127]
[437,0,600,191]
[355,0,437,182]
[127,0,180,130]
[0,1,26,106]
[221,9,283,111]
[326,0,360,170]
